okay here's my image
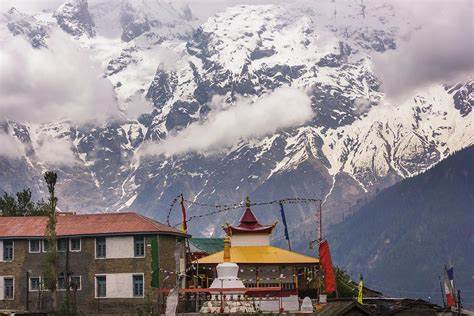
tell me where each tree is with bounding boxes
[326,266,357,299]
[42,171,59,312]
[0,192,17,216]
[0,189,48,216]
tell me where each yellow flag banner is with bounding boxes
[357,276,363,304]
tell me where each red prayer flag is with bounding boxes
[319,239,336,294]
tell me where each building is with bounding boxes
[188,238,224,260]
[317,299,374,316]
[0,212,188,314]
[194,203,319,295]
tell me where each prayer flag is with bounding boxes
[319,239,336,293]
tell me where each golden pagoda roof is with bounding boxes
[194,246,319,264]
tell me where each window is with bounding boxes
[4,277,14,299]
[70,238,81,252]
[42,240,49,252]
[133,275,144,297]
[134,236,145,257]
[57,239,67,252]
[3,240,13,261]
[57,275,67,290]
[70,276,81,291]
[96,276,106,298]
[29,277,41,291]
[96,237,106,258]
[29,239,41,253]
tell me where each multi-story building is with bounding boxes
[0,212,188,315]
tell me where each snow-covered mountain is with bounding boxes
[0,0,472,242]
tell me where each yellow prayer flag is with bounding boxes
[357,277,363,304]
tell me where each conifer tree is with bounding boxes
[43,171,59,312]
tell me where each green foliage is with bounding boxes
[0,189,48,216]
[327,266,357,298]
[42,171,59,310]
[58,295,77,316]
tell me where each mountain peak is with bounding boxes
[54,0,95,38]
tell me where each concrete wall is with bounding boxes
[0,275,4,299]
[97,273,142,298]
[105,236,135,259]
[231,234,270,246]
[0,240,3,261]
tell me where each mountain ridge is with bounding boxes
[0,0,472,241]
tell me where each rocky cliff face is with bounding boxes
[0,0,472,242]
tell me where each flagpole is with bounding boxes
[438,275,446,308]
[319,200,322,242]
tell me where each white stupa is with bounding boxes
[200,237,255,313]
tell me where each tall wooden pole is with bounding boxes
[319,200,322,242]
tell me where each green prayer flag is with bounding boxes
[151,237,159,288]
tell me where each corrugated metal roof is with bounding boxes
[195,246,319,264]
[0,212,186,238]
[189,238,224,254]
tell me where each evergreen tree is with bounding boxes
[0,189,48,216]
[42,171,59,312]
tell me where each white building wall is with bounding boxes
[0,240,3,262]
[231,234,270,246]
[101,273,142,298]
[106,236,134,259]
[0,276,4,300]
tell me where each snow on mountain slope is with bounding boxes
[0,1,472,242]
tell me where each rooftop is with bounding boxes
[0,212,187,238]
[195,245,319,264]
[189,238,224,254]
[224,205,275,235]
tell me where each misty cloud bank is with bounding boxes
[34,136,77,166]
[0,132,25,159]
[372,0,474,102]
[140,87,313,157]
[0,30,119,125]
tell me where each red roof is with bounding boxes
[224,207,275,235]
[0,212,186,238]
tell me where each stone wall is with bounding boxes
[0,234,186,315]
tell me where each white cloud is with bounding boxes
[140,87,313,157]
[34,136,77,166]
[0,29,121,124]
[372,0,474,102]
[0,133,25,159]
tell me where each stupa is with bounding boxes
[200,237,256,313]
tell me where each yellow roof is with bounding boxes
[195,246,319,264]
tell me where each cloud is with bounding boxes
[372,0,474,102]
[156,46,181,72]
[0,29,121,124]
[0,133,25,159]
[34,136,77,166]
[140,87,313,157]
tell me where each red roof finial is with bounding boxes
[223,197,275,235]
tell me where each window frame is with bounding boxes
[42,240,49,253]
[3,240,14,262]
[3,276,15,300]
[69,238,81,252]
[69,275,82,291]
[95,237,106,259]
[29,276,41,292]
[132,274,145,298]
[57,238,68,252]
[95,275,107,298]
[134,236,145,258]
[29,239,41,253]
[57,275,67,291]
